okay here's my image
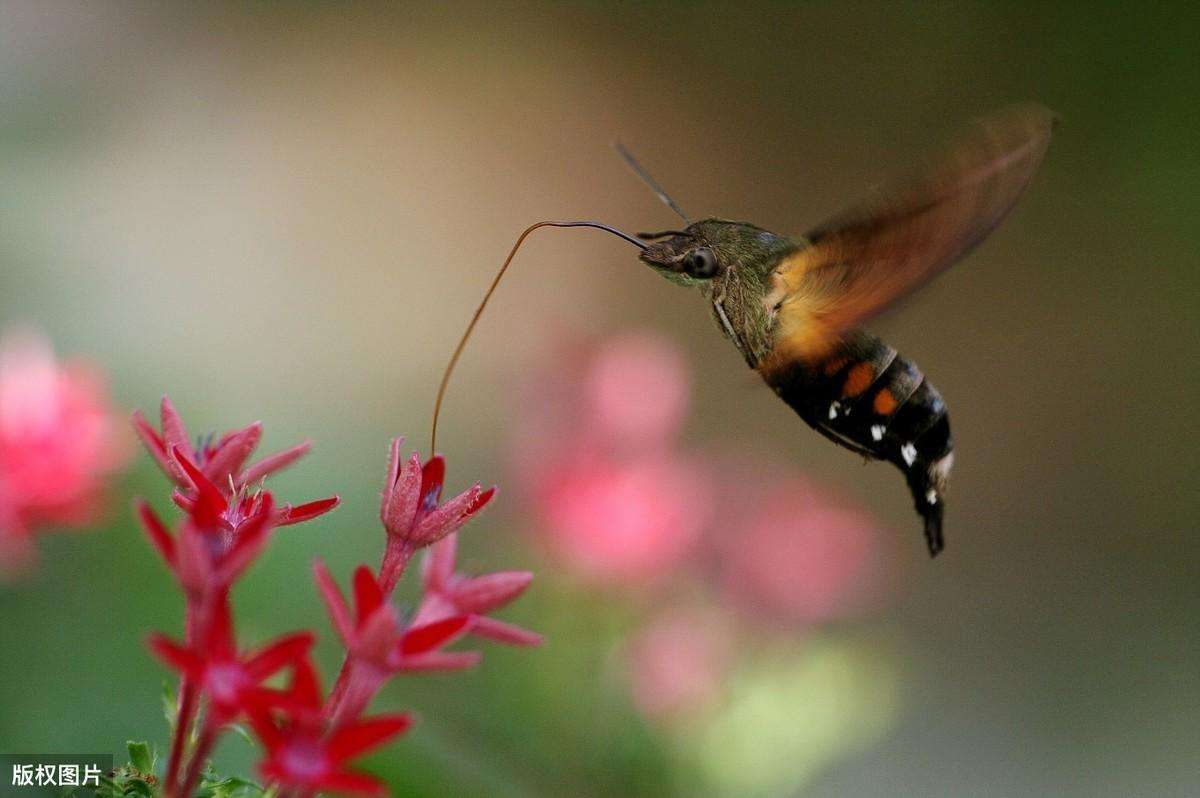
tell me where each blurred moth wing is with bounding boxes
[764,103,1057,366]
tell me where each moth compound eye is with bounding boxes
[685,248,718,278]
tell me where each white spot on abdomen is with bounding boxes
[870,424,885,441]
[901,443,917,466]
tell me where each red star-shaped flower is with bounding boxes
[377,439,494,591]
[133,396,338,525]
[413,533,542,647]
[249,659,412,798]
[314,560,477,724]
[147,595,313,727]
[314,560,477,673]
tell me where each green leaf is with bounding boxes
[126,741,153,773]
[162,680,178,728]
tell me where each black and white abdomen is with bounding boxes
[760,329,955,556]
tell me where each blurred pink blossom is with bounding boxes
[0,330,129,571]
[716,475,883,625]
[625,608,732,720]
[512,331,711,584]
[585,333,689,446]
[538,453,710,583]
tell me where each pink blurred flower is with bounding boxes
[513,331,711,584]
[585,333,689,446]
[625,608,732,720]
[538,453,710,583]
[717,476,883,625]
[0,330,129,571]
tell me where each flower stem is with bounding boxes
[163,678,197,797]
[177,722,219,798]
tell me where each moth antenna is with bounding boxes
[430,220,646,456]
[613,141,691,225]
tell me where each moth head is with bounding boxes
[637,226,720,285]
[637,219,789,286]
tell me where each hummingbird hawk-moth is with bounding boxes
[431,104,1055,558]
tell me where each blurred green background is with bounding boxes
[1,2,1197,796]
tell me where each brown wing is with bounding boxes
[765,103,1055,363]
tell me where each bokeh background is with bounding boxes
[1,2,1197,796]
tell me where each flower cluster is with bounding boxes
[134,399,540,797]
[511,331,886,721]
[0,330,130,575]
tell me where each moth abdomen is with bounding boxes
[761,330,955,556]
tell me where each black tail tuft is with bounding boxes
[905,466,946,557]
[921,501,944,557]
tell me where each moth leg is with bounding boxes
[712,292,744,357]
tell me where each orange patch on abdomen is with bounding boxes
[842,363,874,397]
[873,389,897,416]
[822,357,848,376]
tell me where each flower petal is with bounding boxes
[277,496,340,526]
[327,714,413,762]
[173,447,227,527]
[244,633,315,681]
[239,440,312,487]
[135,500,175,568]
[146,633,203,676]
[394,650,481,673]
[465,486,496,516]
[419,455,445,507]
[312,559,354,645]
[421,534,457,593]
[288,657,324,711]
[410,485,482,546]
[382,437,402,502]
[399,615,471,656]
[469,616,543,647]
[203,421,262,485]
[131,410,175,481]
[382,452,421,538]
[246,706,283,751]
[352,566,384,628]
[450,570,533,613]
[159,396,192,479]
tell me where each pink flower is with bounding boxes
[147,595,313,727]
[585,332,689,447]
[249,660,412,798]
[717,476,883,625]
[0,330,129,571]
[625,608,732,720]
[511,332,711,585]
[537,453,711,584]
[377,438,494,592]
[414,533,542,646]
